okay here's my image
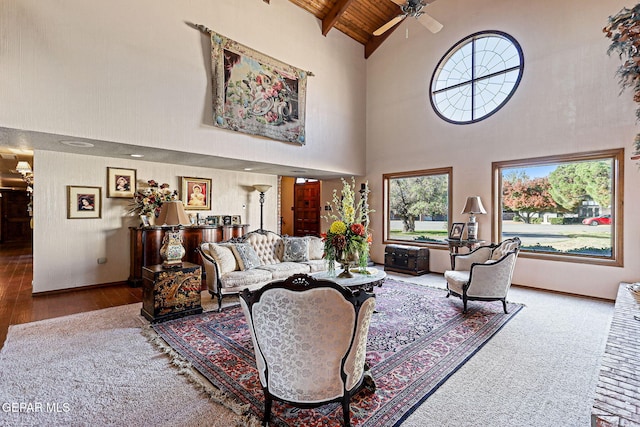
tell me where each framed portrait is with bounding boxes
[107,167,136,198]
[67,186,102,219]
[231,215,241,225]
[449,223,465,240]
[181,177,212,210]
[223,215,232,225]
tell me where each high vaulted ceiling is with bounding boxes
[283,0,436,58]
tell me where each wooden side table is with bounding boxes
[445,239,486,269]
[141,262,203,323]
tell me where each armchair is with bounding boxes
[444,237,521,314]
[239,274,376,427]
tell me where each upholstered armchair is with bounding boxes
[444,237,521,314]
[239,274,376,427]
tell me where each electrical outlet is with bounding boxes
[97,257,107,264]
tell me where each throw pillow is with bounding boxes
[230,243,262,271]
[207,243,238,274]
[307,236,324,260]
[282,236,310,262]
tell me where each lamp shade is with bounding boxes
[253,184,272,193]
[16,161,32,175]
[461,196,487,215]
[157,201,191,226]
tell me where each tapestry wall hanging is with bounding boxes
[200,26,311,145]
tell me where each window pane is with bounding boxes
[432,41,473,92]
[474,36,521,78]
[433,84,473,122]
[496,151,622,264]
[385,171,451,244]
[473,69,519,119]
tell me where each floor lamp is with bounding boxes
[253,184,272,231]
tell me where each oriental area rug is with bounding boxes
[150,280,523,426]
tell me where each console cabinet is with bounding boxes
[128,224,248,286]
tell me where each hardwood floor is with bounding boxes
[0,241,142,349]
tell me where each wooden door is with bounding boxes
[1,190,32,243]
[293,181,320,236]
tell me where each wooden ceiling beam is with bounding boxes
[322,0,356,36]
[364,22,400,58]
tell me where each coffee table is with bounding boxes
[312,267,386,292]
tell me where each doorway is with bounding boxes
[293,180,321,237]
[0,189,32,243]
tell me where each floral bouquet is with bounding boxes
[323,177,372,276]
[128,180,178,218]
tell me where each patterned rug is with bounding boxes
[150,279,523,426]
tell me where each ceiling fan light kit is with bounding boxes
[374,0,443,37]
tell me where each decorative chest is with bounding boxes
[384,245,430,276]
[141,262,203,323]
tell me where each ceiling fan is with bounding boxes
[373,0,443,37]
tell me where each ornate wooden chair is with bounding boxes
[444,237,521,313]
[239,273,376,427]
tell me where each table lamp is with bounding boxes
[461,196,487,240]
[157,201,191,268]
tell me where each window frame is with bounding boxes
[492,149,624,267]
[430,30,524,125]
[383,167,453,248]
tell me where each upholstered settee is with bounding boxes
[198,230,328,311]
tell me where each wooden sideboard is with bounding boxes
[128,224,248,286]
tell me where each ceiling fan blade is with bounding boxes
[389,0,405,5]
[417,12,443,33]
[373,15,406,36]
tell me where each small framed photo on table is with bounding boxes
[449,223,465,240]
[67,186,102,219]
[107,167,136,198]
[231,215,241,225]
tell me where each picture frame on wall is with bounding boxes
[107,167,136,198]
[181,177,212,210]
[67,186,102,219]
[231,215,241,225]
[449,223,465,240]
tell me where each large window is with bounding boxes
[383,168,452,246]
[430,31,524,124]
[493,149,624,266]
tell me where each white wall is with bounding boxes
[0,0,367,292]
[0,0,366,175]
[366,0,640,299]
[33,150,278,292]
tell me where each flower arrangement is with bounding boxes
[322,177,372,275]
[129,180,178,217]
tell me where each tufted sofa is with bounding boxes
[198,230,328,311]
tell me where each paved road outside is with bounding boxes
[389,220,612,249]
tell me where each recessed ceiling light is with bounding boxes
[130,154,144,158]
[60,140,94,148]
[244,167,253,171]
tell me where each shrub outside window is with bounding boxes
[383,168,452,246]
[492,149,624,266]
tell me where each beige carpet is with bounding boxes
[0,298,247,427]
[0,273,614,426]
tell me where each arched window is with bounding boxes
[430,31,524,124]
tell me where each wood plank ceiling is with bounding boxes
[282,0,406,58]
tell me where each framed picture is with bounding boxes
[231,215,241,225]
[107,167,136,198]
[140,214,150,227]
[208,29,310,145]
[67,186,102,219]
[181,177,212,210]
[223,215,232,225]
[449,223,465,240]
[214,215,224,226]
